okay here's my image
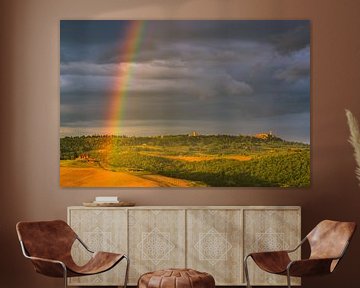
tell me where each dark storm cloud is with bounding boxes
[60,91,109,125]
[60,20,310,142]
[61,20,310,64]
[60,20,127,63]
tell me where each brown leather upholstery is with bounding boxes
[307,220,356,260]
[138,269,215,288]
[16,220,125,278]
[250,251,291,274]
[247,220,356,279]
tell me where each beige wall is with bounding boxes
[1,0,360,287]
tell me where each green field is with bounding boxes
[60,134,310,187]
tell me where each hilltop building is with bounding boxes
[188,131,200,137]
[254,131,273,140]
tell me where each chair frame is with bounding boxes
[244,236,350,288]
[19,232,129,288]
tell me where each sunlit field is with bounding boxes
[60,134,310,188]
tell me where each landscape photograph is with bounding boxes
[60,20,310,187]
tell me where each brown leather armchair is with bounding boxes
[244,220,356,288]
[16,220,129,288]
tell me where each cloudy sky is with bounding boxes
[60,20,310,143]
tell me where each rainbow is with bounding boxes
[105,20,146,136]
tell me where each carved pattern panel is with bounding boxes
[244,209,301,286]
[128,209,186,284]
[68,209,127,286]
[187,209,243,285]
[68,206,300,286]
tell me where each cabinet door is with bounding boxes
[244,209,301,286]
[68,208,127,286]
[128,209,186,284]
[187,209,243,285]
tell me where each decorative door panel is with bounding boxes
[128,209,186,284]
[187,209,243,285]
[68,208,127,286]
[243,209,301,286]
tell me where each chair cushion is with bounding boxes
[138,268,215,288]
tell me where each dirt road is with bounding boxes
[60,167,197,187]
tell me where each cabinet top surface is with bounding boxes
[68,205,301,210]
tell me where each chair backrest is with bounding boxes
[16,220,77,261]
[307,220,356,261]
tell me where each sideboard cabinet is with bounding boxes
[67,206,301,286]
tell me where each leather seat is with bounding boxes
[16,220,129,287]
[244,220,356,288]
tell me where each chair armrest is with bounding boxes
[76,236,94,253]
[247,250,290,259]
[245,237,306,259]
[246,251,291,274]
[286,237,307,253]
[25,255,67,278]
[287,258,336,277]
[19,240,67,277]
[26,255,65,265]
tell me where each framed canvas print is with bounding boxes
[60,20,310,188]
